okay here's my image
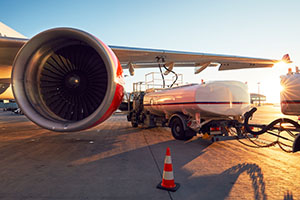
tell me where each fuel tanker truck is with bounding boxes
[127,69,300,153]
[127,80,250,141]
[280,67,300,115]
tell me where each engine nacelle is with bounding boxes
[12,28,124,132]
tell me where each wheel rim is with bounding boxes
[175,125,181,133]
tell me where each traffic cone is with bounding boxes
[157,147,180,192]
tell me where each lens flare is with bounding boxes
[280,84,285,92]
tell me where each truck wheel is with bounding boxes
[171,117,193,140]
[130,112,138,127]
[131,121,138,127]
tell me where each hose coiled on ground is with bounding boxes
[244,107,300,135]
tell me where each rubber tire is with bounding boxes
[171,117,193,141]
[130,112,138,127]
[131,120,138,127]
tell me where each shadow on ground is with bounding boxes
[0,114,294,199]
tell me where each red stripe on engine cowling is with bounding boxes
[88,37,124,129]
[96,37,124,82]
[90,83,124,127]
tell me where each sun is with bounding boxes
[257,62,294,103]
[260,79,281,103]
[280,84,285,93]
[273,61,289,69]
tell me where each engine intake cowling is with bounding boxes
[12,28,124,132]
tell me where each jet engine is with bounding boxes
[12,28,124,132]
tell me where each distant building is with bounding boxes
[250,93,266,105]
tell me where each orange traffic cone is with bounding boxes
[157,147,180,192]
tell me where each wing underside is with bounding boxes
[110,45,279,72]
[0,36,280,81]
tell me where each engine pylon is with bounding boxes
[157,147,180,192]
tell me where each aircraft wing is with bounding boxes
[0,36,283,80]
[111,45,280,72]
[0,37,27,68]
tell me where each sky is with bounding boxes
[1,0,300,102]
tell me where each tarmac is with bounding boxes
[0,105,299,200]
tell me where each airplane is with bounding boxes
[0,22,288,133]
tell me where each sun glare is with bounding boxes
[260,80,281,103]
[257,62,293,103]
[280,84,285,92]
[273,61,288,69]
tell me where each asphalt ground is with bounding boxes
[0,105,299,200]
